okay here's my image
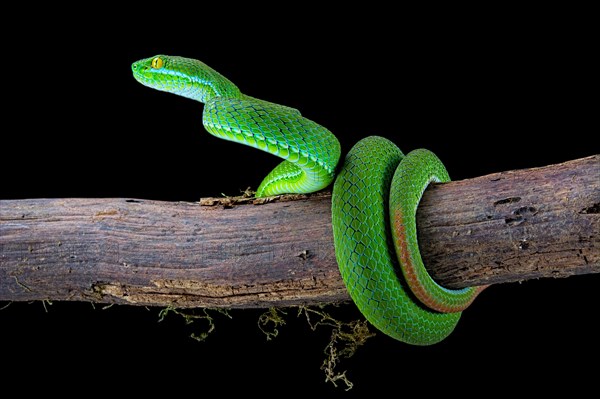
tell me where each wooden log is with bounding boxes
[0,155,598,308]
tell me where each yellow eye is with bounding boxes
[151,57,164,69]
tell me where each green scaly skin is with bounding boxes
[132,55,482,345]
[331,137,461,344]
[131,55,340,197]
[388,149,485,313]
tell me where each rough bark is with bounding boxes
[0,155,598,308]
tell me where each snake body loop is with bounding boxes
[132,55,484,345]
[331,137,461,344]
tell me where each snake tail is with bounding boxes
[389,148,486,313]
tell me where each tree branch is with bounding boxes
[1,156,598,308]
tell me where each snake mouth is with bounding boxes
[131,61,149,81]
[131,60,143,73]
[131,60,163,89]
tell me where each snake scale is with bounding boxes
[132,55,484,345]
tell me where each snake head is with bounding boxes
[131,55,185,95]
[131,55,240,103]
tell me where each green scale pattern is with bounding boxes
[202,96,340,196]
[389,149,479,312]
[132,55,480,346]
[332,137,460,345]
[132,54,340,198]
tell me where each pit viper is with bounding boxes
[132,55,484,345]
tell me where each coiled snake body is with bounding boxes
[132,55,484,345]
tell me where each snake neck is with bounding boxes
[132,55,242,103]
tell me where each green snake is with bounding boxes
[132,55,484,345]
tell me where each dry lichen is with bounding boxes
[257,307,287,340]
[299,306,375,390]
[159,304,374,390]
[258,305,375,390]
[41,299,53,313]
[158,306,232,342]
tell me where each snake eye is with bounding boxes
[151,57,164,69]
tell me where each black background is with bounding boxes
[1,6,597,396]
